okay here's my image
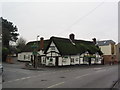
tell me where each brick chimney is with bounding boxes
[69,33,75,41]
[40,37,44,50]
[92,38,96,45]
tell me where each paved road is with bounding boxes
[2,60,118,88]
[0,75,2,90]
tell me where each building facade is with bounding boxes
[116,43,120,63]
[97,40,116,64]
[44,34,103,66]
[18,34,103,66]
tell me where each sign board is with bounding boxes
[32,52,37,55]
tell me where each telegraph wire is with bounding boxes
[57,1,105,35]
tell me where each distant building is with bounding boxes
[116,43,120,63]
[0,36,2,61]
[97,40,116,64]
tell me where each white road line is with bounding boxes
[25,77,31,79]
[4,76,32,83]
[4,72,57,83]
[47,82,65,88]
[95,69,106,73]
[94,68,102,70]
[21,77,27,80]
[75,73,90,79]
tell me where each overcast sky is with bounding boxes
[1,0,119,43]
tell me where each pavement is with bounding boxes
[112,78,120,90]
[2,57,119,89]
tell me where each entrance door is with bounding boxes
[55,57,59,66]
[38,56,41,65]
[88,57,91,65]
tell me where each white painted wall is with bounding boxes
[38,50,45,56]
[45,41,61,66]
[46,57,56,66]
[70,55,79,65]
[116,43,120,61]
[80,57,84,64]
[58,57,63,66]
[47,41,59,54]
[46,41,60,57]
[91,58,95,64]
[46,52,59,57]
[62,56,71,66]
[41,56,46,64]
[18,49,45,62]
[18,52,32,61]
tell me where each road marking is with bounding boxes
[25,77,31,79]
[4,71,60,83]
[4,76,34,83]
[5,78,21,83]
[94,68,102,70]
[47,82,65,88]
[95,69,106,73]
[75,73,90,79]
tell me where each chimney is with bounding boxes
[40,37,44,50]
[92,38,96,45]
[69,33,75,41]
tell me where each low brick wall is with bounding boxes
[103,55,117,64]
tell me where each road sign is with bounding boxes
[32,52,38,55]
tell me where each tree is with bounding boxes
[2,17,19,48]
[16,37,26,53]
[1,17,19,61]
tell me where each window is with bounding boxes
[71,58,74,63]
[50,58,53,62]
[50,46,55,51]
[47,57,49,60]
[28,55,30,59]
[43,57,46,63]
[76,58,78,61]
[83,57,88,62]
[62,59,66,62]
[64,56,68,58]
[24,55,25,59]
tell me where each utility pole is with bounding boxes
[31,34,39,69]
[31,43,36,68]
[36,35,39,68]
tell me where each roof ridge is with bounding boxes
[97,40,114,42]
[50,36,69,40]
[51,36,93,42]
[27,39,49,43]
